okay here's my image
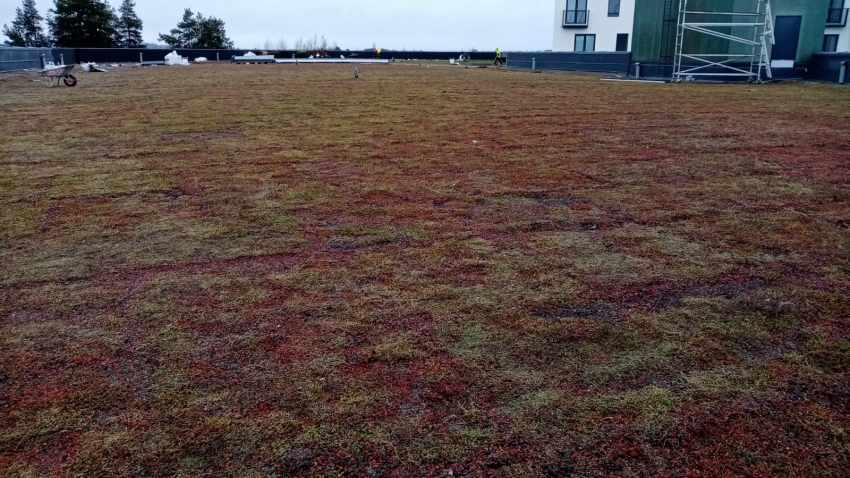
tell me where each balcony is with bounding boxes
[563,9,589,27]
[827,8,848,27]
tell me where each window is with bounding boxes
[616,34,629,52]
[575,34,596,52]
[823,35,839,52]
[565,0,588,25]
[828,0,847,25]
[608,0,621,16]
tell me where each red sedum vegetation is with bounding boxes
[0,64,848,476]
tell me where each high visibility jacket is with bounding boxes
[377,48,382,54]
[496,48,501,58]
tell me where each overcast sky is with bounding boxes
[1,0,554,51]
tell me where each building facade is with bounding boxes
[765,0,835,65]
[552,0,636,53]
[824,0,849,52]
[553,0,832,67]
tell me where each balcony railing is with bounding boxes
[563,9,589,27]
[827,8,848,26]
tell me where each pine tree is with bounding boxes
[48,0,118,47]
[158,9,233,49]
[2,0,49,47]
[116,0,143,47]
[196,16,233,49]
[158,8,197,48]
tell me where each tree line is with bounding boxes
[261,35,340,53]
[2,0,232,49]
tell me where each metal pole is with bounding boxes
[750,1,764,79]
[532,57,536,70]
[750,0,762,78]
[217,53,220,62]
[840,61,848,84]
[635,62,641,78]
[60,54,64,65]
[140,52,143,63]
[674,0,687,80]
[40,54,45,69]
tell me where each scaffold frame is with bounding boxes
[674,0,775,81]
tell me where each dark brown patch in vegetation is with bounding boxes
[283,447,315,471]
[535,197,579,207]
[534,302,624,324]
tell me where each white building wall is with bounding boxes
[552,0,636,52]
[824,25,850,52]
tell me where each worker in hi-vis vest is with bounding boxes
[494,47,502,65]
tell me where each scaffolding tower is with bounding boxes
[673,0,775,81]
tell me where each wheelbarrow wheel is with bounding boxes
[64,74,77,87]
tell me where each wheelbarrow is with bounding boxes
[42,63,77,87]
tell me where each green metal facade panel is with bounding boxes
[631,0,829,63]
[631,0,666,61]
[632,0,737,61]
